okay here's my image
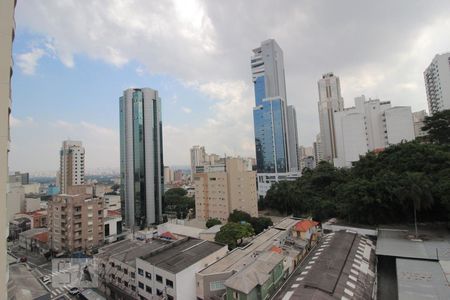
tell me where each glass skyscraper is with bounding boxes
[120,88,164,228]
[251,39,300,197]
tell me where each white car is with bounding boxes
[68,287,80,295]
[41,275,51,285]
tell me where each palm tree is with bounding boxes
[396,172,433,238]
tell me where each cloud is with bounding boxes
[10,116,35,128]
[10,119,119,172]
[13,0,450,166]
[16,48,46,75]
[181,107,192,114]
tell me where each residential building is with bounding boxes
[224,252,285,300]
[18,228,48,253]
[48,193,104,253]
[120,88,164,228]
[136,237,227,300]
[413,109,428,138]
[194,157,258,222]
[104,194,121,211]
[59,140,85,194]
[9,171,29,185]
[1,0,16,295]
[164,166,174,184]
[334,95,415,168]
[298,146,316,171]
[317,72,345,163]
[424,53,450,114]
[190,145,206,177]
[274,231,376,300]
[251,39,300,197]
[6,183,24,221]
[313,133,323,163]
[104,210,123,244]
[196,218,308,300]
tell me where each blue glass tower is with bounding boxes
[251,39,290,174]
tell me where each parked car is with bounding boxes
[17,256,27,263]
[41,275,51,285]
[69,287,80,295]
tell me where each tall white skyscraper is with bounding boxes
[120,88,164,228]
[424,53,450,114]
[190,145,206,177]
[59,140,85,194]
[317,73,344,163]
[251,39,300,198]
[1,1,16,295]
[334,95,415,167]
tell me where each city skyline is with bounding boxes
[10,1,450,172]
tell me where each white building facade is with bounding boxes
[334,95,415,168]
[424,53,450,114]
[59,140,85,194]
[317,73,344,163]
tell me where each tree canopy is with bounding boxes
[422,109,450,144]
[163,188,194,219]
[214,222,254,249]
[264,141,450,225]
[206,218,222,228]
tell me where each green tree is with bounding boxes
[206,218,222,228]
[422,109,450,144]
[249,217,273,234]
[215,222,254,249]
[163,188,194,219]
[228,210,252,223]
[395,172,434,238]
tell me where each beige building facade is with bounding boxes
[194,158,258,222]
[59,140,85,194]
[1,0,16,296]
[48,193,104,253]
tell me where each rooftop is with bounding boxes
[111,239,169,267]
[157,222,204,238]
[396,258,450,300]
[376,228,450,261]
[19,228,48,239]
[201,224,223,234]
[294,220,319,232]
[8,264,50,300]
[224,251,284,294]
[141,237,225,274]
[274,231,376,300]
[200,218,298,275]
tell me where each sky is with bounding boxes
[10,0,450,174]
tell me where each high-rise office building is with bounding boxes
[190,145,206,177]
[287,105,299,172]
[59,140,85,194]
[424,53,450,115]
[120,88,164,228]
[1,0,16,295]
[194,158,258,222]
[333,95,415,167]
[317,73,344,163]
[251,39,300,197]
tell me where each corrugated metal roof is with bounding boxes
[396,258,450,300]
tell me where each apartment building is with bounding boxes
[59,140,85,194]
[424,52,450,114]
[333,95,415,168]
[194,158,258,222]
[135,238,227,300]
[48,193,104,253]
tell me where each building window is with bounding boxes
[118,278,122,283]
[167,296,174,300]
[157,289,163,296]
[138,282,144,289]
[156,274,163,283]
[124,281,128,287]
[146,285,152,294]
[131,272,135,279]
[138,268,144,276]
[145,272,151,279]
[210,280,225,291]
[166,279,174,288]
[124,268,128,275]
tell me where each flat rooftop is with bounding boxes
[142,237,225,274]
[376,228,450,261]
[8,263,50,299]
[397,258,450,300]
[200,218,299,275]
[274,231,376,300]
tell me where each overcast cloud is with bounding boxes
[12,0,450,172]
